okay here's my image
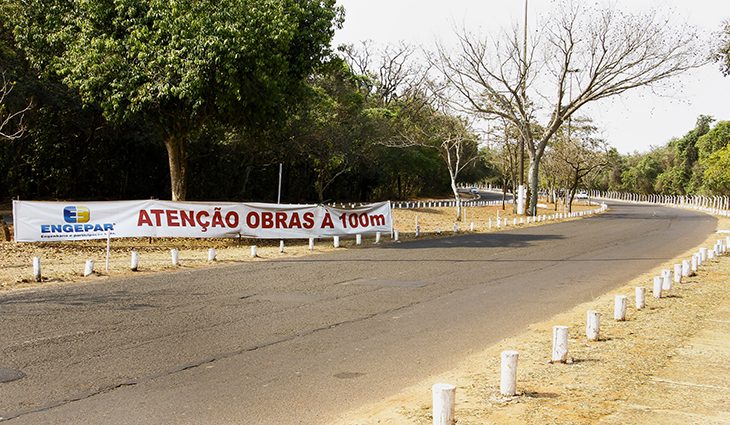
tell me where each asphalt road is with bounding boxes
[0,202,716,424]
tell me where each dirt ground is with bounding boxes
[0,200,598,291]
[329,215,730,425]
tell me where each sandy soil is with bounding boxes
[0,201,598,291]
[329,215,730,425]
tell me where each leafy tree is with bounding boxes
[702,145,730,194]
[697,121,730,160]
[4,0,343,200]
[621,154,662,194]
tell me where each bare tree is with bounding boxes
[340,41,430,106]
[550,118,610,212]
[434,2,706,215]
[0,72,31,141]
[389,111,482,221]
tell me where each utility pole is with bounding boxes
[517,0,528,215]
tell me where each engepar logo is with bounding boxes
[40,205,114,235]
[64,206,90,223]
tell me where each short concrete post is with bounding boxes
[453,223,458,233]
[432,383,456,425]
[653,276,663,299]
[32,257,42,282]
[131,251,140,270]
[551,325,569,363]
[84,259,94,277]
[250,245,258,257]
[375,232,381,244]
[355,234,362,245]
[635,287,646,309]
[614,295,627,321]
[207,248,216,262]
[394,230,400,242]
[700,247,708,262]
[673,264,682,284]
[415,225,421,237]
[586,311,601,341]
[308,237,315,251]
[469,222,475,232]
[500,350,519,396]
[279,240,285,253]
[691,254,698,274]
[681,260,690,278]
[662,269,672,291]
[170,249,179,266]
[333,236,340,248]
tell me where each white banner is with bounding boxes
[12,200,392,242]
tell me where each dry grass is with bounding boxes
[330,215,730,425]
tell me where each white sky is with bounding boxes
[332,0,730,154]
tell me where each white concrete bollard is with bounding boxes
[700,247,708,262]
[394,230,399,242]
[207,248,216,262]
[691,254,698,274]
[415,225,420,237]
[432,383,456,425]
[308,237,315,251]
[453,223,458,233]
[170,249,179,266]
[469,222,475,232]
[662,269,672,291]
[614,295,628,321]
[635,287,646,310]
[375,232,381,244]
[84,259,95,277]
[681,260,690,278]
[356,234,362,245]
[653,276,663,299]
[586,311,601,341]
[32,257,42,282]
[279,240,285,253]
[513,218,517,226]
[333,236,340,248]
[250,245,258,257]
[500,350,519,396]
[131,251,140,270]
[551,326,569,363]
[673,264,682,284]
[708,249,715,260]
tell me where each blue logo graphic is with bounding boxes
[63,206,90,223]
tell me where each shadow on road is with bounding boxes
[381,233,565,250]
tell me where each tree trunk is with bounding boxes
[164,135,187,201]
[502,180,507,210]
[528,159,540,216]
[451,178,462,221]
[568,169,580,213]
